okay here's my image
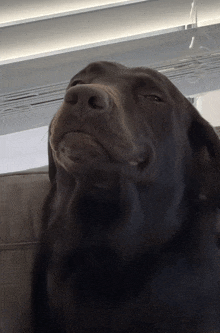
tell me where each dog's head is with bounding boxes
[48,61,220,207]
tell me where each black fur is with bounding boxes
[31,62,220,332]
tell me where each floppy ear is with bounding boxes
[188,104,220,207]
[48,123,57,184]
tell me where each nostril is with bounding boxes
[64,86,110,111]
[88,96,104,110]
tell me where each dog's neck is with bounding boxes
[53,167,219,262]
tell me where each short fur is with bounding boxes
[31,61,220,333]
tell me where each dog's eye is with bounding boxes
[144,95,162,102]
[70,80,85,87]
[138,93,163,102]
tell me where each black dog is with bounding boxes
[31,61,220,332]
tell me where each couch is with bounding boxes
[0,166,50,332]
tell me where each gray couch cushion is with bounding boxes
[0,172,50,333]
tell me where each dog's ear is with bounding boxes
[48,124,57,183]
[187,103,220,207]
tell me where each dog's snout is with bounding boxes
[64,85,111,113]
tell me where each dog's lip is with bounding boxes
[71,130,115,163]
[53,130,150,168]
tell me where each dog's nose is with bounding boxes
[64,85,111,113]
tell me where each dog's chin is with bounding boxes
[52,132,155,183]
[53,132,117,183]
[56,132,111,165]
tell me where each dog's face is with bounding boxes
[49,61,193,186]
[47,61,220,257]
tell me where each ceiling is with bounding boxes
[1,0,220,65]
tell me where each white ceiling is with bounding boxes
[1,0,220,27]
[1,0,220,64]
[0,0,151,25]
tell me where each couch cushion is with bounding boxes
[0,172,50,333]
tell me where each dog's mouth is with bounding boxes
[55,131,111,163]
[52,131,152,176]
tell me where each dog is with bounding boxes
[31,61,220,332]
